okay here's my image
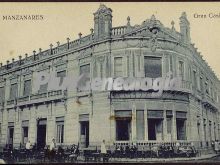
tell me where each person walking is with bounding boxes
[214,140,219,154]
[25,140,31,160]
[49,138,56,162]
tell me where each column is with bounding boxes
[1,109,8,147]
[144,109,148,140]
[131,104,136,141]
[163,110,167,141]
[13,108,22,148]
[171,110,177,141]
[47,102,55,145]
[28,107,37,145]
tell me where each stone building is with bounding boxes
[0,4,219,152]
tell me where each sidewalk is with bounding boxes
[106,154,219,162]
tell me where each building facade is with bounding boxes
[0,4,220,151]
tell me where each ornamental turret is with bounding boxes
[179,12,191,43]
[94,4,112,39]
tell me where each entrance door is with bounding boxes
[8,127,14,147]
[80,121,89,148]
[37,119,47,149]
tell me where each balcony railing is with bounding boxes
[112,26,127,36]
[7,99,15,105]
[6,90,65,107]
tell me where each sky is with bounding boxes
[0,2,220,79]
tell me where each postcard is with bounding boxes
[0,2,219,163]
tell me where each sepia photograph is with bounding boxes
[0,2,220,164]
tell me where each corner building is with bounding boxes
[0,5,220,152]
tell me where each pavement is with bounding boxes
[7,153,220,164]
[106,154,219,163]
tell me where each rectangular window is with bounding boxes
[22,120,29,144]
[57,70,66,86]
[205,79,209,94]
[193,71,197,89]
[114,57,123,77]
[80,64,90,77]
[79,64,90,91]
[0,87,5,103]
[39,83,48,93]
[56,117,64,143]
[204,119,206,142]
[200,77,203,92]
[144,57,162,78]
[178,61,184,79]
[169,55,173,72]
[23,80,32,96]
[115,110,132,141]
[10,83,18,100]
[176,112,187,140]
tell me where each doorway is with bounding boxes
[37,119,47,149]
[8,126,14,147]
[80,121,89,148]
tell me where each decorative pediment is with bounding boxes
[22,68,33,75]
[78,48,92,60]
[9,72,19,80]
[53,56,68,66]
[36,62,50,71]
[120,16,180,44]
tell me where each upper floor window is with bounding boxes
[193,71,197,88]
[205,78,209,94]
[144,56,162,78]
[23,80,31,96]
[0,87,5,102]
[200,77,203,92]
[114,57,123,77]
[10,83,18,100]
[39,75,48,93]
[57,70,66,86]
[80,64,90,78]
[169,55,173,72]
[178,61,184,79]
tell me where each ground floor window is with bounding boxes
[115,110,132,141]
[8,122,14,146]
[176,119,186,140]
[148,119,163,140]
[22,120,29,144]
[116,119,131,140]
[23,127,28,144]
[56,117,64,144]
[80,121,89,147]
[176,111,187,140]
[147,110,163,141]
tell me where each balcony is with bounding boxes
[6,90,66,108]
[202,94,218,110]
